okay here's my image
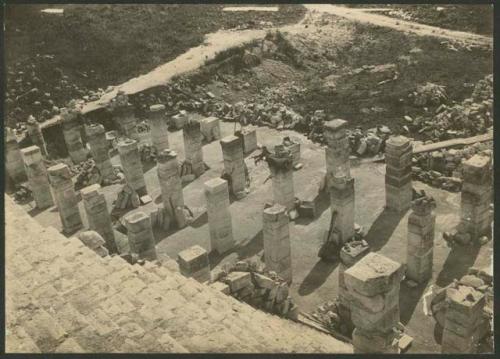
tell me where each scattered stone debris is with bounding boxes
[112,184,141,211]
[13,184,33,203]
[76,230,109,257]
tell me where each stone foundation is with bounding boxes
[157,149,185,229]
[5,127,27,183]
[220,135,246,195]
[177,245,211,283]
[118,139,147,196]
[47,163,83,234]
[267,145,295,211]
[20,146,54,209]
[263,204,292,283]
[149,104,170,152]
[124,211,157,261]
[86,124,115,180]
[183,120,205,177]
[61,107,87,164]
[204,178,235,254]
[385,136,413,212]
[81,184,118,254]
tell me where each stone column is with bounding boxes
[114,103,139,141]
[183,120,205,177]
[406,196,436,283]
[26,116,48,156]
[61,107,88,164]
[124,211,157,261]
[220,135,246,195]
[5,127,27,183]
[329,175,355,244]
[157,149,185,228]
[324,119,350,180]
[81,183,118,254]
[263,204,292,283]
[267,145,295,211]
[118,139,147,196]
[338,240,370,331]
[48,163,83,234]
[86,124,115,180]
[20,146,54,209]
[441,285,485,353]
[385,135,413,212]
[148,104,170,152]
[345,252,404,353]
[460,154,492,240]
[177,245,211,283]
[200,116,221,142]
[204,178,235,254]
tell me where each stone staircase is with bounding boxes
[5,195,352,353]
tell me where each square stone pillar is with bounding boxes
[26,116,48,156]
[81,184,118,254]
[241,127,258,154]
[460,154,492,240]
[204,178,235,254]
[329,175,355,244]
[442,285,485,353]
[338,240,370,329]
[86,124,115,180]
[20,145,54,209]
[385,135,413,212]
[113,103,139,141]
[183,120,205,177]
[48,163,83,234]
[263,204,292,283]
[5,127,27,183]
[267,145,295,211]
[61,107,88,164]
[406,196,436,283]
[157,149,185,228]
[117,139,147,196]
[220,135,246,195]
[200,116,221,142]
[345,252,405,353]
[324,119,350,180]
[177,245,211,283]
[148,104,170,153]
[124,211,157,261]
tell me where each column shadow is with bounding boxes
[399,279,429,325]
[364,207,406,252]
[298,259,338,296]
[208,229,264,268]
[435,244,481,287]
[294,193,330,226]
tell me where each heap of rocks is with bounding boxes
[112,184,141,211]
[212,260,299,320]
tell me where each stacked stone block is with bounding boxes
[81,184,118,254]
[241,127,258,154]
[177,245,211,283]
[26,116,48,156]
[61,107,88,164]
[460,154,492,240]
[324,119,350,179]
[157,149,185,228]
[385,136,413,212]
[441,285,486,353]
[148,104,170,152]
[220,135,246,195]
[124,211,157,261]
[338,240,370,329]
[406,196,436,283]
[5,127,27,183]
[113,103,139,141]
[183,120,205,177]
[200,116,221,142]
[20,146,54,209]
[86,124,115,180]
[48,163,83,234]
[344,252,404,353]
[283,139,301,166]
[172,110,188,129]
[118,139,147,196]
[329,175,355,245]
[263,204,292,283]
[267,145,295,211]
[204,178,235,254]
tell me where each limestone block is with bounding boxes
[86,124,114,179]
[172,110,188,129]
[157,149,184,223]
[200,116,221,142]
[225,271,252,293]
[220,135,246,194]
[118,139,147,195]
[177,245,211,283]
[26,117,48,156]
[351,303,400,332]
[283,141,300,166]
[61,108,87,164]
[113,103,139,141]
[340,240,370,267]
[183,120,205,177]
[385,182,412,212]
[241,127,258,154]
[352,328,399,353]
[406,248,433,283]
[5,128,27,183]
[148,104,170,153]
[263,204,292,283]
[252,273,276,289]
[344,252,404,297]
[124,211,157,261]
[462,155,492,185]
[209,281,230,295]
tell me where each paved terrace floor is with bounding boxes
[26,123,493,353]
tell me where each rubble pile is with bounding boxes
[411,82,448,107]
[138,143,158,163]
[412,141,492,192]
[13,185,33,203]
[112,184,141,211]
[213,260,299,320]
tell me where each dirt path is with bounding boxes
[304,4,493,48]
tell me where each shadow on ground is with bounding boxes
[298,259,338,296]
[209,229,264,268]
[295,194,331,226]
[364,207,406,251]
[435,244,481,287]
[399,279,429,325]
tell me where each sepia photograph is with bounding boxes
[3,2,495,355]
